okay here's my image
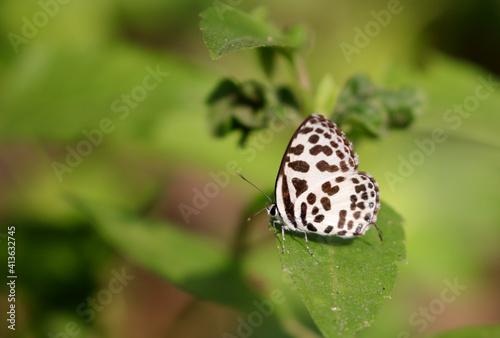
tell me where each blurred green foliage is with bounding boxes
[0,0,499,337]
[333,73,423,139]
[206,78,299,145]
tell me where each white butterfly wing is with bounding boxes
[293,171,380,237]
[275,113,380,237]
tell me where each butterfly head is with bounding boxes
[266,203,278,218]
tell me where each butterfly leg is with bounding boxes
[371,223,383,242]
[281,225,285,253]
[303,231,314,257]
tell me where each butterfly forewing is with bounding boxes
[275,113,380,237]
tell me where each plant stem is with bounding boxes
[292,54,314,115]
[232,215,252,262]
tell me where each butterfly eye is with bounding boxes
[269,204,277,217]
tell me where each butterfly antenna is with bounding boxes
[236,171,273,204]
[246,207,266,221]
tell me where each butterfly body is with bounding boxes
[268,113,381,252]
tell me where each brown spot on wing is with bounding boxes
[292,177,308,197]
[320,197,331,211]
[340,160,349,172]
[289,144,304,155]
[310,145,333,156]
[355,184,367,193]
[349,149,356,164]
[300,202,307,226]
[281,176,297,228]
[308,134,319,144]
[321,182,339,196]
[307,193,316,204]
[347,220,354,230]
[324,226,334,234]
[314,214,325,223]
[288,161,310,172]
[335,149,345,159]
[338,210,347,229]
[316,160,339,172]
[307,223,318,232]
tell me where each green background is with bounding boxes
[0,0,499,337]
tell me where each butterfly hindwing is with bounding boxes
[294,171,380,237]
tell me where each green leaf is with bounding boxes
[200,6,296,60]
[283,24,310,51]
[314,74,339,115]
[338,102,388,138]
[206,78,300,146]
[70,196,259,311]
[275,86,300,112]
[382,85,423,129]
[430,324,500,338]
[206,78,267,145]
[277,201,406,337]
[333,73,422,140]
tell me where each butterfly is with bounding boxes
[239,113,381,255]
